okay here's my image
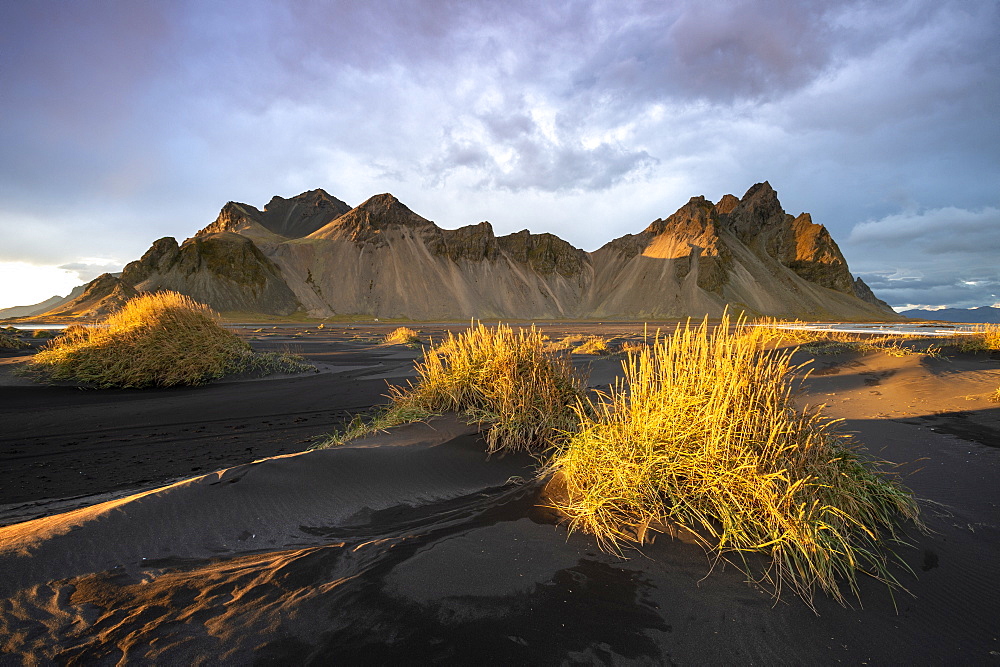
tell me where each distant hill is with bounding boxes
[30,183,901,321]
[901,306,1000,323]
[0,284,87,319]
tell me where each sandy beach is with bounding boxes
[1,323,998,664]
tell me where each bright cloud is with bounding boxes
[0,262,82,310]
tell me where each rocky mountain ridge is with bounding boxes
[30,183,900,321]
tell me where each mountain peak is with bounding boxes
[264,188,345,211]
[357,193,411,213]
[196,189,352,240]
[721,181,786,243]
[308,193,435,243]
[714,194,739,215]
[351,193,431,228]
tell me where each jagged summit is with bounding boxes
[641,196,723,259]
[714,193,740,215]
[258,189,351,239]
[32,182,900,321]
[197,189,351,240]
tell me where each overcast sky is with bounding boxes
[1,0,997,311]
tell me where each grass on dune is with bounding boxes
[953,323,1000,352]
[322,323,586,455]
[22,291,312,388]
[548,315,921,606]
[317,316,923,605]
[957,325,1000,400]
[617,340,648,356]
[0,332,29,349]
[572,336,613,356]
[383,326,422,345]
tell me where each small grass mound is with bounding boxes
[32,329,55,339]
[617,340,648,356]
[23,292,311,388]
[324,323,586,455]
[548,315,921,606]
[573,336,612,355]
[0,332,29,350]
[383,326,422,345]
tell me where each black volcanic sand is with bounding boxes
[1,325,999,664]
[0,323,649,521]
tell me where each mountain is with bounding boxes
[0,284,88,319]
[31,184,900,320]
[0,295,67,319]
[901,306,1000,323]
[852,277,893,312]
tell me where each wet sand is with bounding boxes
[1,324,998,664]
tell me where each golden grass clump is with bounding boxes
[618,340,648,355]
[24,292,310,388]
[953,324,1000,352]
[750,318,850,346]
[390,323,586,454]
[383,326,422,345]
[326,323,586,454]
[549,315,921,606]
[0,331,29,349]
[573,336,612,355]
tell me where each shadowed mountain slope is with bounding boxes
[196,189,351,242]
[33,184,899,320]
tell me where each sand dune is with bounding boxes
[1,325,998,663]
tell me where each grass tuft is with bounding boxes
[383,326,422,345]
[548,314,921,606]
[953,324,1000,352]
[0,332,29,350]
[321,323,586,455]
[617,340,648,356]
[22,291,311,388]
[573,336,612,355]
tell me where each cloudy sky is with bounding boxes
[1,0,997,311]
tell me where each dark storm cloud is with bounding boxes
[573,1,834,103]
[845,206,1000,309]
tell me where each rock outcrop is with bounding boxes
[43,273,138,317]
[35,184,900,320]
